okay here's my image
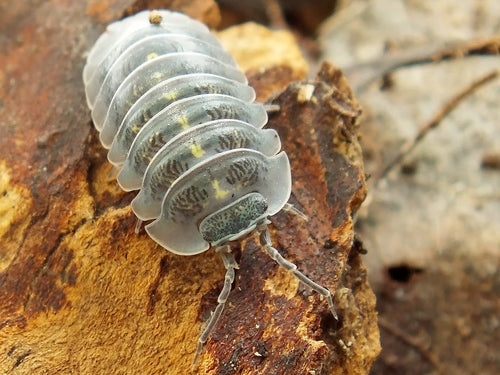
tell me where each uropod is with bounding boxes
[83,9,337,362]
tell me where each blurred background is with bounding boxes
[217,0,499,374]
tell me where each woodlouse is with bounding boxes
[83,9,337,362]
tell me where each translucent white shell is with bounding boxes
[107,73,256,160]
[83,10,292,255]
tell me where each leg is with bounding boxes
[134,218,143,234]
[283,203,309,222]
[264,103,280,114]
[192,245,239,365]
[259,226,337,320]
[106,165,119,181]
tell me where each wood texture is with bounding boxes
[0,1,380,373]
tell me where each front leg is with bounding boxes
[193,244,239,365]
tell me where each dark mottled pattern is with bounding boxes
[194,83,226,95]
[133,131,167,170]
[169,184,209,221]
[206,103,236,120]
[149,159,188,195]
[122,106,156,147]
[225,158,260,187]
[216,132,252,152]
[200,193,268,242]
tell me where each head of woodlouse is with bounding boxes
[199,192,269,245]
[144,150,291,256]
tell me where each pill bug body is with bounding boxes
[84,9,336,362]
[107,73,256,162]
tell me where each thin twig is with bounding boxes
[345,36,500,92]
[378,316,446,375]
[372,70,498,184]
[433,36,500,60]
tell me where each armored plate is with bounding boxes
[145,149,291,255]
[117,94,268,191]
[131,119,281,220]
[105,73,255,153]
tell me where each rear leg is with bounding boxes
[259,225,337,319]
[192,244,239,365]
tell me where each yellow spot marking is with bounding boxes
[146,52,158,61]
[133,84,140,97]
[164,91,178,101]
[151,71,163,81]
[178,116,190,129]
[211,180,229,200]
[131,123,141,135]
[190,144,205,158]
